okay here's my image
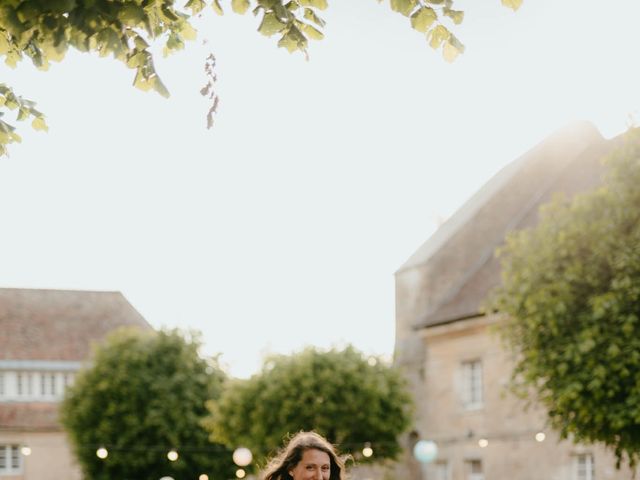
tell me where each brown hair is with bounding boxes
[262,431,346,480]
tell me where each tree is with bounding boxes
[60,327,235,480]
[488,128,640,467]
[204,345,412,470]
[0,0,523,156]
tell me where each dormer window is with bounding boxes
[0,364,80,402]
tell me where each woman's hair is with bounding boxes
[262,431,346,480]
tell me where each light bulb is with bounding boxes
[167,450,179,462]
[362,443,373,458]
[233,447,253,467]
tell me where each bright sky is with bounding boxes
[1,0,639,378]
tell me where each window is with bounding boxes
[574,453,594,480]
[63,373,73,389]
[461,360,483,409]
[434,461,450,480]
[465,459,484,480]
[14,372,34,397]
[0,365,78,402]
[0,445,22,475]
[39,372,58,397]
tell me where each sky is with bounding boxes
[1,0,640,378]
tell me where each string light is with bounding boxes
[362,443,373,458]
[236,468,246,478]
[20,446,31,456]
[425,428,551,446]
[199,475,209,480]
[413,440,438,463]
[167,449,179,461]
[478,439,489,448]
[535,432,546,442]
[233,447,253,467]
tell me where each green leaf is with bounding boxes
[5,50,21,68]
[16,107,29,121]
[258,12,287,36]
[410,7,437,33]
[303,7,325,27]
[390,0,417,16]
[9,131,21,142]
[443,8,464,25]
[442,38,460,63]
[184,0,206,14]
[277,25,307,53]
[449,33,464,52]
[273,2,292,20]
[31,116,48,132]
[133,69,154,92]
[300,23,323,40]
[231,0,250,14]
[153,76,170,98]
[133,35,149,50]
[126,51,146,68]
[285,1,300,12]
[211,0,224,15]
[179,22,197,41]
[117,4,146,26]
[501,0,523,11]
[4,95,19,110]
[0,33,10,56]
[427,24,450,49]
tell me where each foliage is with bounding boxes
[0,0,523,156]
[60,327,234,480]
[0,83,46,156]
[204,345,412,470]
[489,128,640,467]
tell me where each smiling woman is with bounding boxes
[262,432,346,480]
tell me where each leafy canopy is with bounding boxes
[0,0,522,156]
[60,327,234,480]
[204,345,412,469]
[489,128,640,468]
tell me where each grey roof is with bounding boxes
[400,122,616,329]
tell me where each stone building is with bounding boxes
[0,288,151,480]
[394,123,636,480]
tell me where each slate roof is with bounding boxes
[400,122,617,329]
[0,288,152,361]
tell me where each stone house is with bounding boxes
[394,123,636,480]
[0,288,151,480]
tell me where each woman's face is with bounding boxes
[289,448,331,480]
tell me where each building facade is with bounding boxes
[0,288,151,479]
[394,123,636,480]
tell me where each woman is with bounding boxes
[262,431,346,480]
